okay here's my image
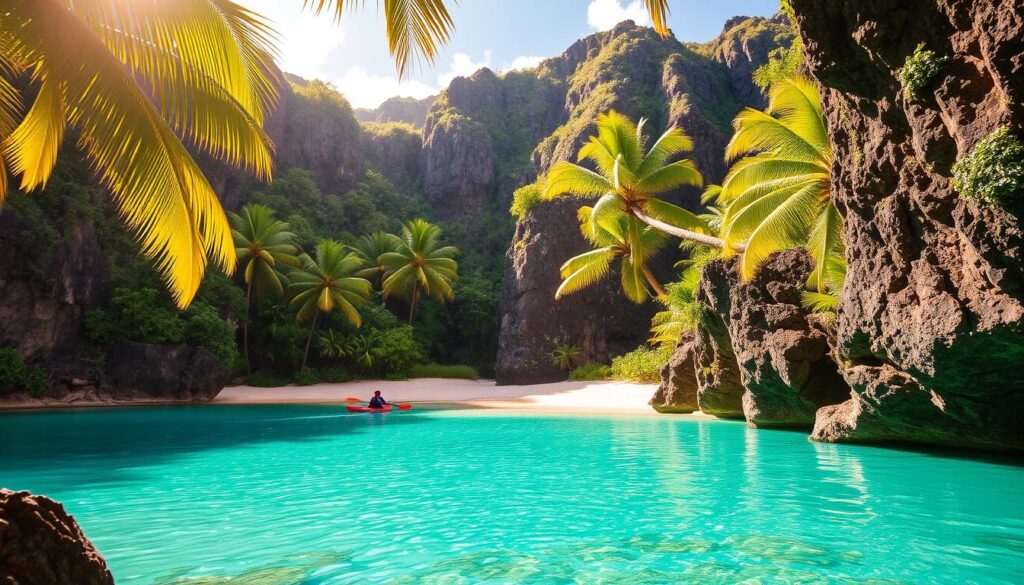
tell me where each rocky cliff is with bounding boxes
[475,19,791,384]
[355,95,437,128]
[787,0,1024,450]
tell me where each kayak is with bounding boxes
[346,405,392,413]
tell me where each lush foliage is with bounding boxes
[380,219,459,324]
[899,43,948,99]
[952,127,1024,206]
[609,345,673,383]
[569,362,612,381]
[752,1,803,90]
[0,349,47,397]
[650,247,717,348]
[510,181,544,219]
[409,364,480,380]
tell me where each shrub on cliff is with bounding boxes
[952,127,1024,206]
[0,349,47,397]
[510,181,543,219]
[899,43,947,99]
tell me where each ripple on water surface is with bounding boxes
[0,405,1022,584]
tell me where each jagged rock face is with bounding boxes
[362,123,423,186]
[693,258,746,418]
[495,199,658,384]
[354,95,437,128]
[106,341,229,402]
[421,110,495,221]
[728,249,849,427]
[650,331,699,413]
[791,0,1024,449]
[704,14,794,109]
[0,212,108,359]
[0,490,114,585]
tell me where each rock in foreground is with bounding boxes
[0,490,113,585]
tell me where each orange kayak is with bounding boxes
[345,405,392,413]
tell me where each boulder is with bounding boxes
[651,332,699,413]
[791,0,1024,450]
[106,341,228,402]
[0,490,113,585]
[692,258,746,418]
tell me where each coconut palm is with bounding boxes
[316,330,348,360]
[345,332,384,373]
[0,0,280,307]
[352,231,403,290]
[289,240,372,370]
[543,111,736,274]
[551,344,581,370]
[717,77,842,288]
[230,204,301,374]
[557,206,669,303]
[380,219,459,325]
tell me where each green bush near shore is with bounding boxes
[569,363,612,381]
[409,364,480,380]
[609,346,672,384]
[0,349,48,397]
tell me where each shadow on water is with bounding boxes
[0,404,434,491]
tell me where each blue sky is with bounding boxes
[238,0,780,108]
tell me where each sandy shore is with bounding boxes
[215,378,661,414]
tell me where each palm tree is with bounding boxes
[551,344,581,371]
[380,219,459,325]
[0,0,279,307]
[317,330,348,360]
[557,206,669,303]
[230,204,301,374]
[352,231,403,290]
[346,332,384,373]
[717,77,843,288]
[290,241,372,370]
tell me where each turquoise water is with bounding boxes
[1,406,1022,584]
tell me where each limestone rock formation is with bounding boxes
[703,14,794,108]
[496,199,657,384]
[421,110,496,221]
[0,212,108,359]
[361,122,423,187]
[692,258,746,418]
[106,341,229,403]
[355,95,437,128]
[650,332,700,413]
[0,489,113,585]
[791,0,1024,450]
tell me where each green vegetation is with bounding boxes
[569,363,612,381]
[510,181,544,219]
[752,1,803,90]
[650,247,717,348]
[409,364,480,380]
[899,43,948,99]
[952,127,1024,206]
[609,346,673,383]
[551,345,582,370]
[0,349,47,397]
[380,219,460,324]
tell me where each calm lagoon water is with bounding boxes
[1,405,1022,584]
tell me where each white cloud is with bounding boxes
[437,50,493,88]
[237,0,345,81]
[586,0,652,31]
[332,66,436,109]
[507,55,545,71]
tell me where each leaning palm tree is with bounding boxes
[380,219,459,325]
[556,206,669,303]
[717,76,843,289]
[230,204,301,375]
[290,240,372,370]
[352,231,403,290]
[0,0,280,307]
[543,111,724,250]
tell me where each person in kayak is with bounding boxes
[367,390,389,409]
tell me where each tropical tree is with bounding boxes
[230,204,301,374]
[289,240,372,370]
[346,332,384,373]
[0,0,279,307]
[543,111,725,250]
[551,344,581,371]
[316,330,348,360]
[352,231,403,290]
[556,206,669,303]
[380,219,459,325]
[716,76,843,289]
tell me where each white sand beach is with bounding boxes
[215,378,663,414]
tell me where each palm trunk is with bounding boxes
[641,263,667,297]
[632,207,745,252]
[408,282,419,326]
[301,312,319,371]
[243,282,253,376]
